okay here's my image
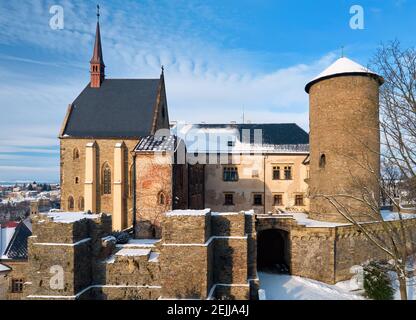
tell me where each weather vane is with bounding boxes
[97,4,100,21]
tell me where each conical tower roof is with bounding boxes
[90,21,105,65]
[305,57,383,93]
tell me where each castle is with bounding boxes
[3,14,416,300]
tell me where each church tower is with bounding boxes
[305,57,384,222]
[90,6,105,88]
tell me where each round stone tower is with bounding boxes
[305,57,384,222]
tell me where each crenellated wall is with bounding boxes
[24,209,256,300]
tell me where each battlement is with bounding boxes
[24,209,257,300]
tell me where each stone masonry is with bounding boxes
[23,209,257,300]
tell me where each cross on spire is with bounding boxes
[90,5,105,88]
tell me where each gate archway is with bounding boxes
[257,229,290,273]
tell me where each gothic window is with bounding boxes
[129,164,134,197]
[68,196,74,211]
[73,148,79,160]
[78,196,84,211]
[102,163,112,195]
[158,192,165,205]
[319,154,326,169]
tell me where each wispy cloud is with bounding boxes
[0,0,337,181]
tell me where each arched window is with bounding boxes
[129,164,134,197]
[68,196,74,211]
[158,192,165,205]
[319,154,326,169]
[75,177,79,184]
[102,163,112,195]
[73,148,80,160]
[78,196,84,211]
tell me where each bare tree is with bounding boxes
[381,158,400,206]
[314,41,416,300]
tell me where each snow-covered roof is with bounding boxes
[116,239,160,248]
[171,123,309,154]
[165,209,211,217]
[381,210,416,221]
[0,263,11,272]
[116,248,151,257]
[305,57,383,93]
[42,212,102,223]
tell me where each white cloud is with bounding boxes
[0,0,336,181]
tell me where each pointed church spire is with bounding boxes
[90,5,105,88]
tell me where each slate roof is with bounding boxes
[3,220,32,260]
[135,135,177,152]
[63,79,161,138]
[192,123,309,145]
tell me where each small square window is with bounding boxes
[272,166,280,180]
[295,194,304,206]
[11,279,24,293]
[284,166,292,180]
[223,167,238,182]
[273,194,283,206]
[224,193,234,206]
[253,194,263,206]
[227,140,235,147]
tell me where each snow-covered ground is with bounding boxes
[259,270,416,300]
[390,273,416,300]
[259,272,363,300]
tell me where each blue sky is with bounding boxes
[0,0,415,182]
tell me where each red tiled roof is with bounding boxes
[1,221,19,228]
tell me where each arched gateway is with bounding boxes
[257,229,290,273]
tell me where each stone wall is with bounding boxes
[257,215,416,284]
[0,271,7,299]
[159,210,255,300]
[308,75,381,223]
[23,209,255,300]
[1,261,28,300]
[135,153,174,238]
[60,138,138,227]
[25,213,112,299]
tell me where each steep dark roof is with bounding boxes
[135,135,176,152]
[193,123,309,145]
[4,220,32,260]
[63,79,160,138]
